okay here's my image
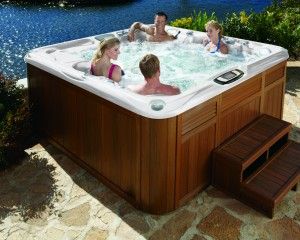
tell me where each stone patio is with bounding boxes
[0,62,299,240]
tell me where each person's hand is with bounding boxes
[203,37,209,46]
[128,30,135,42]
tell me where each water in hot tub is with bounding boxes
[78,40,268,92]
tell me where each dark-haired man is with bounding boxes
[127,12,175,42]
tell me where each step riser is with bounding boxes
[212,114,300,218]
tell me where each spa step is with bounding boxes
[212,114,300,218]
[240,141,300,218]
[212,114,292,194]
[218,114,291,171]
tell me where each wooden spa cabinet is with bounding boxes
[27,60,287,214]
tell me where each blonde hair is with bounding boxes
[139,54,160,78]
[92,37,120,64]
[205,20,224,37]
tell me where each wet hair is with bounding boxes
[205,20,224,37]
[139,54,160,79]
[155,11,168,21]
[92,37,120,63]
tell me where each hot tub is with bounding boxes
[25,27,289,214]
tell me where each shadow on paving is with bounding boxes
[41,142,196,239]
[286,66,300,97]
[0,154,60,222]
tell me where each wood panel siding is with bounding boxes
[100,104,141,200]
[181,98,217,135]
[263,82,284,118]
[140,117,177,214]
[221,75,262,112]
[28,65,141,205]
[265,62,286,87]
[77,92,102,172]
[176,122,216,207]
[61,85,78,155]
[219,97,261,143]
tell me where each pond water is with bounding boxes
[0,0,272,78]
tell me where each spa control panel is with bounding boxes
[214,69,244,85]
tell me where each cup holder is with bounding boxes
[73,61,91,73]
[149,99,166,111]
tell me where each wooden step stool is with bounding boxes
[212,114,300,218]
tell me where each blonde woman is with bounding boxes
[205,20,228,54]
[90,37,123,82]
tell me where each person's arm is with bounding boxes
[167,34,177,41]
[220,42,229,54]
[202,37,210,46]
[128,22,152,42]
[111,65,122,82]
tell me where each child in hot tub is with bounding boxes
[130,54,180,95]
[90,37,124,82]
[205,20,228,54]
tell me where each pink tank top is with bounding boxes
[90,63,117,80]
[108,64,116,80]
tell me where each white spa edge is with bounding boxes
[24,26,289,119]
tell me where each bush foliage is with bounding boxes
[170,0,300,58]
[223,0,300,58]
[170,11,217,32]
[0,75,33,170]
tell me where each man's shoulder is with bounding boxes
[143,25,155,34]
[161,84,180,94]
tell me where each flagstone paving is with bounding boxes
[0,62,299,240]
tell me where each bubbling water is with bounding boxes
[78,40,269,92]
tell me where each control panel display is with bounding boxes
[214,69,244,84]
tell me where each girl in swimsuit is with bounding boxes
[90,37,123,82]
[205,20,228,54]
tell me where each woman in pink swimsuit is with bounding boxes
[90,37,123,82]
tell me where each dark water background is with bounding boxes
[0,0,272,78]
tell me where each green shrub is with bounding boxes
[221,11,254,40]
[268,0,300,9]
[0,75,33,170]
[170,17,194,30]
[170,11,217,31]
[222,0,300,58]
[223,11,278,43]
